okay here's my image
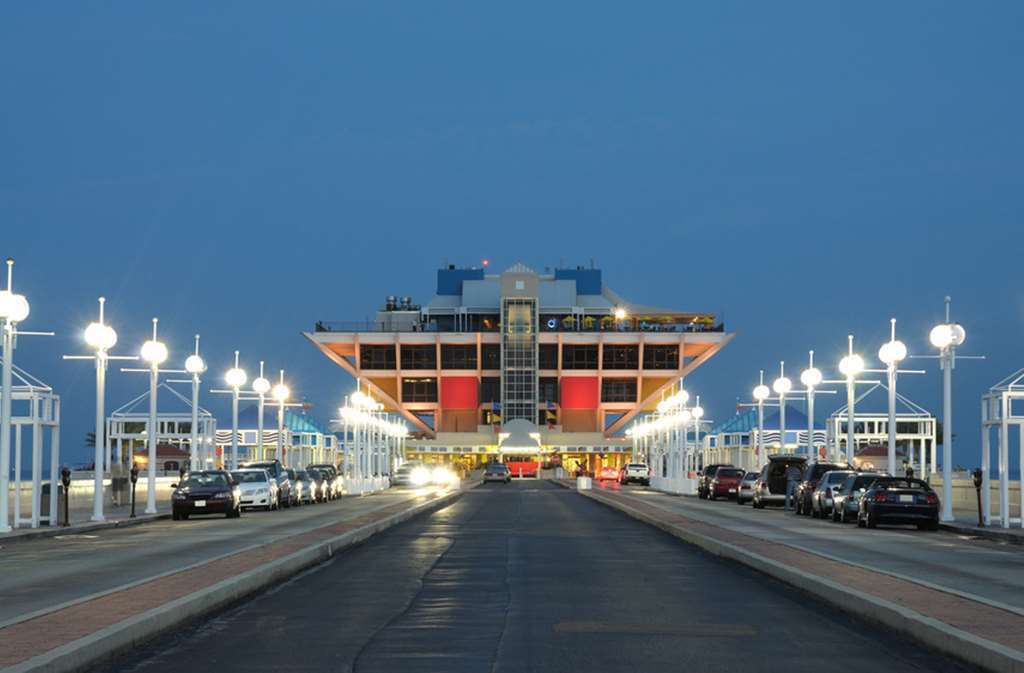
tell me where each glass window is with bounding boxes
[643,345,679,370]
[481,344,501,369]
[601,378,637,403]
[538,377,559,404]
[440,345,477,369]
[360,345,396,369]
[538,344,558,369]
[400,345,436,370]
[402,377,438,402]
[603,345,639,369]
[480,377,500,403]
[562,344,598,369]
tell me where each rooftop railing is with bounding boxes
[313,320,725,334]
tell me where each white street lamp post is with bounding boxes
[838,336,866,465]
[138,319,170,514]
[64,297,129,522]
[252,362,271,463]
[801,352,823,460]
[753,371,770,467]
[272,370,290,467]
[878,319,909,476]
[224,353,247,470]
[184,336,207,471]
[773,363,792,455]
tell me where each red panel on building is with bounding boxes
[560,377,599,409]
[440,376,479,409]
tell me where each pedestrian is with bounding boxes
[785,463,802,511]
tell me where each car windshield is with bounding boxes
[296,471,309,480]
[231,471,267,483]
[246,463,279,476]
[742,473,758,481]
[487,464,508,471]
[179,474,227,488]
[876,479,928,490]
[810,464,842,478]
[716,469,743,478]
[627,464,648,469]
[826,472,851,484]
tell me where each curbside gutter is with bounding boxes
[4,486,471,673]
[0,513,170,546]
[575,487,1024,673]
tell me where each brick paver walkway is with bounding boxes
[585,487,1024,655]
[0,492,440,668]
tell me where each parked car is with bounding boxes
[285,469,306,506]
[736,471,759,505]
[241,460,294,507]
[752,455,807,509]
[618,463,651,486]
[707,467,746,500]
[857,477,940,530]
[810,470,856,518]
[698,464,734,499]
[171,470,241,520]
[307,463,341,499]
[231,468,279,511]
[832,472,886,523]
[293,469,317,504]
[597,465,620,482]
[794,462,849,515]
[483,463,511,483]
[306,468,329,502]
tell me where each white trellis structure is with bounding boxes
[108,382,217,472]
[981,368,1024,529]
[2,360,60,529]
[826,382,937,475]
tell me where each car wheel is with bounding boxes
[928,520,939,531]
[866,512,878,529]
[831,509,840,522]
[857,512,866,528]
[172,511,180,521]
[708,493,715,501]
[181,513,189,520]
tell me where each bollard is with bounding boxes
[60,466,71,527]
[972,468,984,527]
[130,462,140,519]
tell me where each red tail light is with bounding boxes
[873,491,888,503]
[826,488,833,498]
[926,493,939,505]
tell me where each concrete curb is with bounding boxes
[576,487,1024,673]
[4,487,468,673]
[0,513,171,546]
[941,522,1024,546]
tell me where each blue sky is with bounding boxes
[2,2,1022,469]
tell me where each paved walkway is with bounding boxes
[0,486,457,670]
[576,483,1024,659]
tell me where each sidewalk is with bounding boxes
[0,485,467,673]
[565,481,1024,673]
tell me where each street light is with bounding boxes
[139,318,169,514]
[878,318,908,476]
[270,370,294,467]
[66,298,132,522]
[838,336,865,464]
[801,351,823,459]
[753,371,770,465]
[773,362,792,454]
[223,353,247,470]
[183,336,207,470]
[691,398,705,476]
[252,362,271,461]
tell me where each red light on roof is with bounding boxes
[482,259,490,267]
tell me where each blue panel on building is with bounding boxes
[554,268,602,295]
[436,268,486,295]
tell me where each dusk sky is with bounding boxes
[2,2,1022,470]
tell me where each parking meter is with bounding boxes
[972,468,984,527]
[130,462,140,519]
[60,466,71,527]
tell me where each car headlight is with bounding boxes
[410,467,431,486]
[431,467,456,485]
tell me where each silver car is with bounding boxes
[231,468,279,511]
[810,470,855,518]
[483,463,511,483]
[391,461,425,487]
[736,471,759,504]
[831,473,886,523]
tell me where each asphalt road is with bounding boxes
[0,488,443,624]
[101,481,968,673]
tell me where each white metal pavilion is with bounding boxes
[1,359,60,529]
[981,368,1024,529]
[107,382,217,473]
[826,382,937,475]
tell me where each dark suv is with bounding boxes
[752,455,807,508]
[241,460,294,507]
[698,464,734,499]
[794,462,850,515]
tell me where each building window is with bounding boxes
[480,377,500,403]
[601,378,637,403]
[642,345,679,370]
[400,345,436,370]
[538,377,559,404]
[538,409,558,426]
[562,344,598,369]
[603,345,639,369]
[538,344,558,369]
[402,377,438,402]
[441,344,477,369]
[360,345,396,370]
[481,344,501,370]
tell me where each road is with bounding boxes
[0,488,444,625]
[102,481,968,673]
[601,482,1024,610]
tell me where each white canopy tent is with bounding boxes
[981,368,1024,528]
